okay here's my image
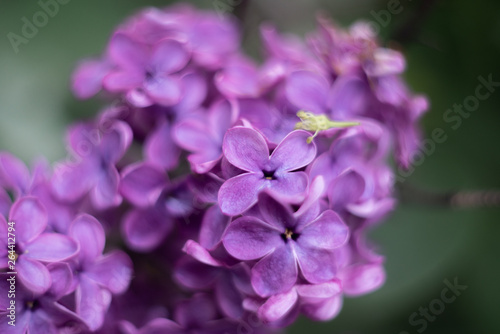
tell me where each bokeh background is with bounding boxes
[0,0,499,333]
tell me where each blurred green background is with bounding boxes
[0,0,499,333]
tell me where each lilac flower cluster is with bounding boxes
[0,4,427,333]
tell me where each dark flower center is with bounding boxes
[26,300,40,311]
[145,70,155,81]
[281,228,299,242]
[263,170,276,180]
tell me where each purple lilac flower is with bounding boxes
[218,127,317,216]
[223,192,349,297]
[103,33,189,107]
[0,5,429,332]
[0,268,86,334]
[68,214,133,331]
[0,197,78,294]
[52,121,132,209]
[174,100,236,173]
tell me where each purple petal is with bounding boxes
[151,38,189,74]
[120,162,167,208]
[328,75,370,119]
[269,171,308,202]
[100,121,133,164]
[121,208,173,252]
[71,59,110,99]
[76,275,112,331]
[91,167,122,209]
[269,130,317,172]
[175,72,207,111]
[215,274,244,319]
[257,192,294,230]
[0,217,7,263]
[296,280,341,299]
[328,169,365,210]
[218,173,265,216]
[47,262,74,299]
[182,240,224,267]
[215,57,260,98]
[366,48,405,77]
[134,318,184,334]
[143,75,182,106]
[145,121,181,170]
[86,251,133,294]
[174,256,219,290]
[0,188,11,217]
[199,205,230,250]
[294,244,338,284]
[17,257,52,294]
[126,88,154,107]
[108,32,148,70]
[208,99,235,144]
[174,118,214,153]
[295,175,325,225]
[223,216,281,261]
[9,197,47,244]
[285,71,329,113]
[340,264,386,297]
[24,233,78,262]
[258,288,298,323]
[69,214,105,266]
[302,294,343,321]
[222,127,269,173]
[103,70,144,92]
[0,152,31,196]
[51,162,94,203]
[299,210,349,250]
[251,245,297,297]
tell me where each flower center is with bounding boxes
[281,228,299,242]
[26,300,40,311]
[263,170,276,180]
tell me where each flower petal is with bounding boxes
[17,257,52,294]
[144,75,182,106]
[9,197,47,244]
[269,130,317,172]
[269,171,308,203]
[86,250,133,294]
[145,120,181,171]
[340,264,386,297]
[258,288,298,323]
[76,275,112,331]
[69,214,105,266]
[47,262,74,299]
[257,192,294,230]
[121,208,173,252]
[0,152,31,196]
[91,167,122,209]
[103,70,143,92]
[151,38,189,74]
[120,162,167,208]
[24,233,78,262]
[223,216,282,261]
[299,210,349,250]
[222,127,269,173]
[199,205,230,250]
[251,245,297,297]
[108,32,148,70]
[218,173,265,216]
[285,71,329,113]
[294,244,338,284]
